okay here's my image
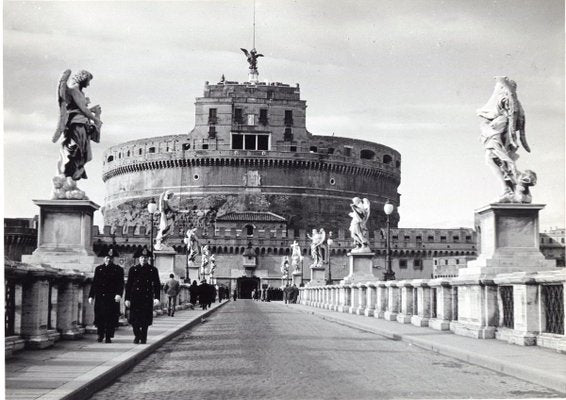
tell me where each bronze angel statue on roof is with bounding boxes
[241,48,264,71]
[51,69,102,200]
[477,77,536,203]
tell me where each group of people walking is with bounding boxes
[188,279,217,310]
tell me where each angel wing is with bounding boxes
[361,198,371,223]
[52,69,72,143]
[516,102,530,152]
[255,53,264,58]
[240,48,250,57]
[318,229,326,245]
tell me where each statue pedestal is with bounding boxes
[453,203,557,340]
[460,203,555,278]
[22,200,100,273]
[292,271,303,286]
[307,267,325,287]
[340,252,376,285]
[187,261,200,284]
[154,249,177,282]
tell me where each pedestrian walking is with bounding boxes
[251,288,256,301]
[125,247,161,344]
[232,289,237,301]
[88,247,124,343]
[189,280,199,306]
[199,279,209,310]
[164,273,181,317]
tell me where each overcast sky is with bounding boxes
[3,0,564,230]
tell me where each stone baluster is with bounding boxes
[429,279,453,331]
[397,281,413,324]
[384,282,399,321]
[375,283,387,319]
[356,283,367,315]
[349,284,359,314]
[338,285,351,313]
[411,280,431,327]
[365,282,376,317]
[56,271,85,339]
[20,267,55,349]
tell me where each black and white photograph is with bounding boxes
[3,0,565,399]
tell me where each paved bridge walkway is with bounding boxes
[5,300,566,399]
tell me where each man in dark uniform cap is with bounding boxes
[125,246,161,344]
[89,247,124,343]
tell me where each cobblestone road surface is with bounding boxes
[91,300,562,400]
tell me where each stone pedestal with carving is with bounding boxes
[154,249,177,282]
[22,200,100,273]
[307,267,326,287]
[187,261,200,283]
[341,252,376,285]
[453,203,556,340]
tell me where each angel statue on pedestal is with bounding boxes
[477,76,536,203]
[349,197,371,252]
[52,70,102,200]
[200,245,211,276]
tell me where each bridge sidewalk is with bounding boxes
[283,303,566,393]
[5,300,228,400]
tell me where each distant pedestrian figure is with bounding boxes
[189,280,199,306]
[199,279,210,310]
[89,247,124,343]
[251,288,257,301]
[164,273,181,317]
[125,247,161,344]
[232,289,238,301]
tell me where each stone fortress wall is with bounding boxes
[93,224,477,285]
[101,79,402,235]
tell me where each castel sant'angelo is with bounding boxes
[97,50,476,294]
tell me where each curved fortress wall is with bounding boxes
[102,80,401,234]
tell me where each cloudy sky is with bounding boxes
[4,0,564,230]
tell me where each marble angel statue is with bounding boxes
[52,69,102,200]
[307,228,326,268]
[281,256,290,278]
[349,197,371,252]
[477,76,536,203]
[154,191,176,250]
[183,228,201,266]
[290,241,304,273]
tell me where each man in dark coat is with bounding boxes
[89,247,124,343]
[189,280,199,306]
[164,273,181,317]
[125,247,161,344]
[198,279,209,310]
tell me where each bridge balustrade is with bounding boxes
[298,270,565,351]
[5,260,193,357]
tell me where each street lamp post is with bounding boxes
[147,198,157,265]
[326,231,333,285]
[383,200,395,281]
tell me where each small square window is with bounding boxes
[399,259,407,268]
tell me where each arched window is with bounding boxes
[360,149,375,160]
[245,225,254,236]
[383,154,392,164]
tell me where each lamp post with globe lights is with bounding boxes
[147,198,158,264]
[383,200,395,281]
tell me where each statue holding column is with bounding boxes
[307,228,326,268]
[184,228,200,265]
[154,191,176,250]
[477,76,536,203]
[349,197,371,252]
[209,255,216,277]
[52,69,102,200]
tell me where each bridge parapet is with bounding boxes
[299,269,566,351]
[4,259,194,357]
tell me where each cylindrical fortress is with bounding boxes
[102,79,401,234]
